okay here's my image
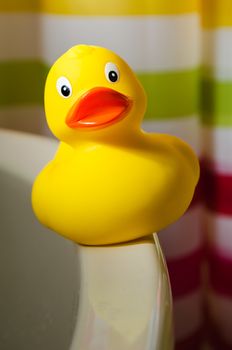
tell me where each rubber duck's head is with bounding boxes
[45,45,147,144]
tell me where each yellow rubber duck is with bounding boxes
[32,45,199,246]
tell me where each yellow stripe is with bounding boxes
[1,0,200,15]
[0,0,39,13]
[202,0,232,28]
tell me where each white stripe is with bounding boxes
[202,126,232,172]
[143,115,201,155]
[204,211,232,256]
[0,13,200,71]
[203,29,232,80]
[0,106,51,136]
[208,291,232,344]
[173,290,203,341]
[158,206,203,259]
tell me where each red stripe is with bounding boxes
[208,249,232,297]
[189,174,202,208]
[175,328,204,350]
[209,336,232,350]
[202,162,232,215]
[166,248,203,298]
[208,323,232,350]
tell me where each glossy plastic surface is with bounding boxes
[70,235,173,350]
[32,44,199,245]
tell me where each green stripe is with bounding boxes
[0,61,199,121]
[137,69,199,120]
[2,61,231,127]
[201,77,232,127]
[0,61,48,106]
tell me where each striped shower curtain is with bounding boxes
[1,1,232,349]
[202,0,232,349]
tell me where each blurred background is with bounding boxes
[0,0,232,349]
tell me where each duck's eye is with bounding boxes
[105,63,120,83]
[56,77,72,98]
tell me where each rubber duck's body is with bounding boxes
[32,45,199,350]
[32,45,199,246]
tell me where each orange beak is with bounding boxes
[66,87,132,129]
